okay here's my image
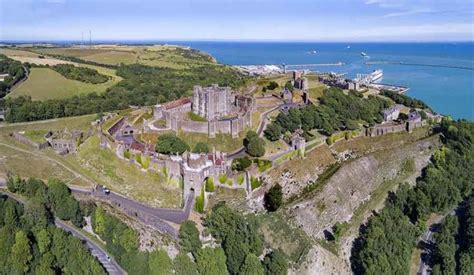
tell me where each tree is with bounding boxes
[195,247,228,275]
[267,81,279,90]
[232,156,252,171]
[240,254,264,275]
[155,133,190,155]
[179,221,202,255]
[263,250,288,275]
[193,142,210,153]
[244,131,265,157]
[264,123,282,141]
[173,253,198,275]
[10,230,33,273]
[284,81,294,92]
[148,249,172,275]
[264,184,283,212]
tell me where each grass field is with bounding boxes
[8,66,121,100]
[22,130,48,143]
[74,136,182,208]
[29,45,216,69]
[31,48,137,65]
[177,130,245,153]
[306,74,327,102]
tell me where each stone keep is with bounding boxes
[192,84,234,121]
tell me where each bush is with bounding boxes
[254,159,272,173]
[205,177,215,192]
[232,156,252,171]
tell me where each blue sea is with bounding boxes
[175,42,473,120]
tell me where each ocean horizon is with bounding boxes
[2,41,472,120]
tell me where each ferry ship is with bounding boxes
[369,69,383,82]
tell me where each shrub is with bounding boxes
[142,156,151,169]
[232,156,252,171]
[250,177,262,190]
[237,174,245,185]
[123,149,131,159]
[254,159,272,173]
[244,131,266,157]
[135,153,142,165]
[218,174,228,184]
[194,188,205,214]
[205,177,215,192]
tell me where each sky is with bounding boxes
[0,0,473,42]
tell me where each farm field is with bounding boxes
[28,45,216,69]
[0,48,75,66]
[8,66,121,100]
[31,47,138,65]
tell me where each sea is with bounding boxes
[173,42,474,120]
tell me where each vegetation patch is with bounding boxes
[186,111,207,122]
[22,129,48,143]
[51,64,109,84]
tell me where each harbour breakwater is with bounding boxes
[365,61,474,71]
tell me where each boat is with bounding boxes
[360,52,368,57]
[309,50,317,54]
[346,45,351,49]
[369,69,383,81]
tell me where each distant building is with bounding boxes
[348,81,361,91]
[383,107,400,122]
[290,130,306,158]
[281,87,293,104]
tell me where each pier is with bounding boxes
[286,62,345,68]
[365,61,474,71]
[369,83,409,94]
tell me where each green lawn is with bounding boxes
[75,136,182,208]
[22,130,48,143]
[177,130,245,153]
[187,112,207,122]
[32,48,137,65]
[9,67,120,101]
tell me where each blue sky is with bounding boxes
[1,0,473,41]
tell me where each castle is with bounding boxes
[149,84,255,138]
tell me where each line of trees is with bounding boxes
[0,54,26,98]
[381,90,430,110]
[51,64,110,84]
[351,120,474,274]
[431,194,474,274]
[2,62,248,123]
[264,88,390,141]
[1,177,105,274]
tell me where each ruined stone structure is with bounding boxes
[383,106,400,122]
[150,85,255,138]
[281,87,293,104]
[290,130,306,158]
[45,130,82,155]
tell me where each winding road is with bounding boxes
[0,184,125,275]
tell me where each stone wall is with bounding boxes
[180,120,209,134]
[12,132,49,150]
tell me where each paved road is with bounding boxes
[0,189,125,275]
[74,185,194,238]
[417,207,459,275]
[55,218,125,275]
[228,103,283,159]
